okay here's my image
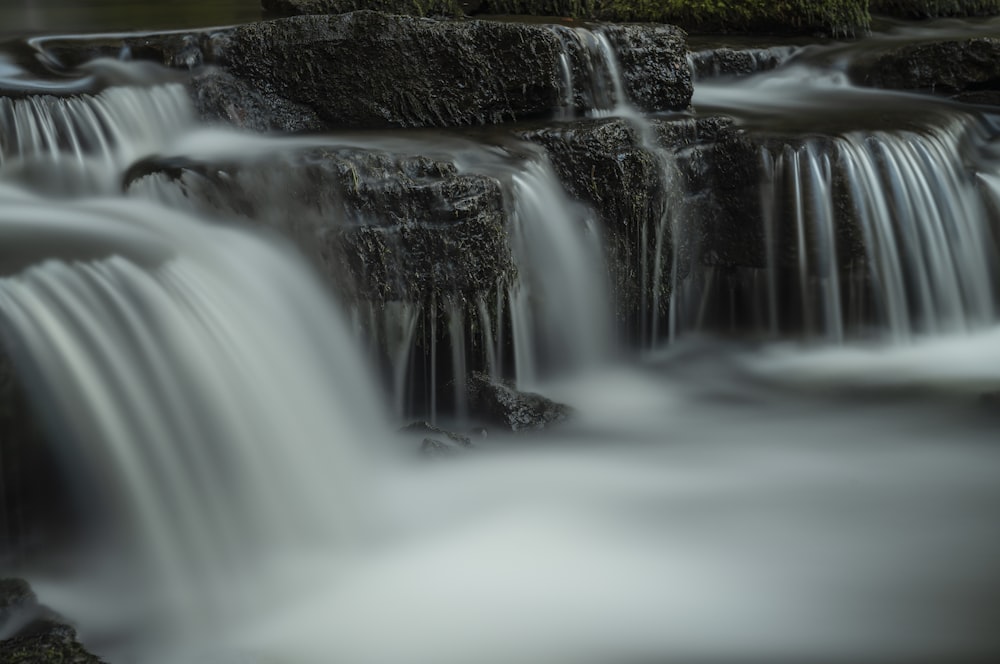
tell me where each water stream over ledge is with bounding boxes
[2,6,1000,664]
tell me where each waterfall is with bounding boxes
[759,115,997,341]
[552,25,689,347]
[0,190,385,638]
[0,84,194,195]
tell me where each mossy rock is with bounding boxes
[480,0,870,35]
[262,0,464,17]
[870,0,1000,18]
[477,0,598,14]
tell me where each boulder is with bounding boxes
[467,372,571,432]
[689,46,799,81]
[870,0,1000,19]
[262,0,463,16]
[479,0,870,35]
[520,116,763,339]
[220,12,565,129]
[190,68,326,132]
[39,31,229,71]
[127,149,514,304]
[0,578,106,663]
[592,24,691,111]
[419,437,459,455]
[849,37,1000,95]
[400,421,474,447]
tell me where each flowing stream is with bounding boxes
[2,7,1000,664]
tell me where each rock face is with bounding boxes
[689,46,799,81]
[870,0,1000,19]
[190,68,326,132]
[220,12,564,129]
[127,149,514,305]
[849,37,1000,95]
[478,0,870,35]
[521,116,763,339]
[593,24,691,112]
[0,578,106,663]
[37,13,694,129]
[263,0,463,16]
[467,372,570,432]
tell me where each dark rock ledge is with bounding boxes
[37,10,693,131]
[849,36,1000,101]
[0,578,106,663]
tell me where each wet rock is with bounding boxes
[0,578,105,663]
[953,90,1000,106]
[467,372,570,432]
[127,149,514,304]
[585,24,691,112]
[519,118,663,331]
[401,421,473,447]
[0,578,34,627]
[40,31,230,71]
[871,0,1000,19]
[419,437,460,456]
[220,11,564,129]
[690,46,799,81]
[655,117,766,270]
[189,68,325,132]
[262,0,463,16]
[520,116,763,339]
[849,37,1000,95]
[481,0,870,35]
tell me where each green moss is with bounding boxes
[870,0,1000,17]
[481,0,870,34]
[479,1,597,14]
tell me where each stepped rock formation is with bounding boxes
[849,36,1000,100]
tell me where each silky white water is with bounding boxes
[3,18,1000,664]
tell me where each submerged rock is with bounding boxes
[467,372,571,432]
[401,421,474,447]
[849,37,1000,96]
[0,578,106,663]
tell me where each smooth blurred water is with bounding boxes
[3,9,1000,664]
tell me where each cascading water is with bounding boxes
[697,62,1000,341]
[0,82,193,195]
[453,147,612,388]
[552,25,690,347]
[5,9,1000,664]
[0,191,385,658]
